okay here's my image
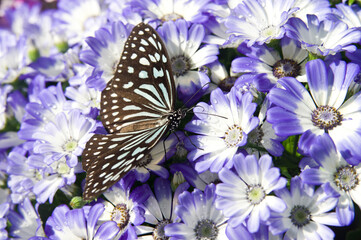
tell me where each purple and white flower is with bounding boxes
[157,19,219,104]
[268,177,341,240]
[185,88,259,173]
[286,14,361,56]
[164,184,229,239]
[267,59,361,162]
[225,0,297,46]
[300,133,361,226]
[215,154,287,233]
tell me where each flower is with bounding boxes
[157,19,219,105]
[164,184,229,239]
[79,21,131,90]
[97,173,149,239]
[136,178,189,239]
[300,133,361,225]
[44,203,120,239]
[225,0,297,46]
[130,0,212,24]
[215,154,287,233]
[330,3,361,29]
[7,198,45,239]
[267,59,361,162]
[232,37,308,92]
[285,14,361,56]
[268,177,341,240]
[185,87,259,173]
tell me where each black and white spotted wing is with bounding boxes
[82,23,178,200]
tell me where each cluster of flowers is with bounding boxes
[1,0,361,239]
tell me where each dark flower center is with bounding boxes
[311,105,343,131]
[219,77,237,92]
[334,166,359,191]
[111,203,130,229]
[194,219,218,240]
[273,59,301,79]
[153,219,171,240]
[246,184,265,205]
[289,205,311,228]
[248,126,264,146]
[171,55,190,77]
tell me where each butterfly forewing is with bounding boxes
[100,23,176,134]
[82,23,176,200]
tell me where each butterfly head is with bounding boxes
[168,108,187,131]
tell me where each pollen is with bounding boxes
[111,203,130,230]
[272,59,301,79]
[224,124,244,148]
[311,105,343,131]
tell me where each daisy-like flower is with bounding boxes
[157,19,219,104]
[79,21,131,90]
[136,178,189,239]
[268,177,341,240]
[285,14,361,56]
[45,203,120,239]
[97,173,149,239]
[52,0,108,46]
[130,0,211,24]
[215,154,287,233]
[32,109,96,168]
[185,88,259,173]
[267,59,361,162]
[7,198,46,239]
[164,184,229,240]
[225,0,297,47]
[300,133,361,226]
[232,37,308,92]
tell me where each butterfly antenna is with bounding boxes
[180,82,211,109]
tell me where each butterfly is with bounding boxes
[81,22,187,200]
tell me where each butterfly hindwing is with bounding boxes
[100,23,176,134]
[82,124,169,199]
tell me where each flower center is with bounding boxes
[171,55,190,77]
[311,105,342,131]
[194,219,218,240]
[334,166,359,191]
[289,205,311,228]
[260,25,279,39]
[224,124,243,148]
[50,158,71,175]
[161,13,183,22]
[63,138,78,152]
[153,219,171,240]
[111,203,130,229]
[219,77,237,92]
[272,59,301,79]
[246,184,265,205]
